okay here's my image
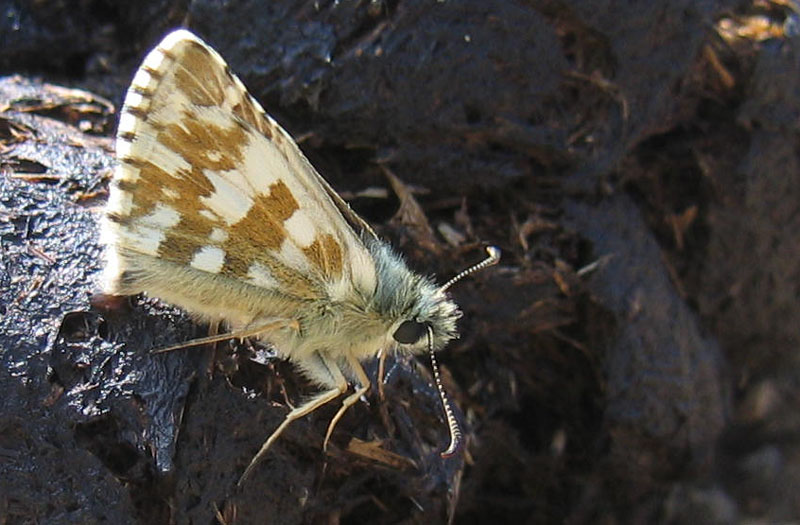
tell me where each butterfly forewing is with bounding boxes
[103,30,378,322]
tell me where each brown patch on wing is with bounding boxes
[265,259,319,299]
[127,113,248,264]
[160,113,247,170]
[122,161,206,218]
[231,98,273,140]
[173,40,226,107]
[303,233,343,279]
[221,181,299,274]
[117,107,243,264]
[159,213,216,264]
[120,107,245,222]
[117,159,218,264]
[173,38,276,144]
[217,181,326,298]
[227,250,318,299]
[114,100,272,268]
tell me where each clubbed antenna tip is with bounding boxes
[440,246,501,292]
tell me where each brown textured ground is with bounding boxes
[1,0,798,523]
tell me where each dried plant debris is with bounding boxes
[0,75,114,134]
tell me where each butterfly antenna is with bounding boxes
[430,246,500,456]
[428,325,462,457]
[440,246,501,291]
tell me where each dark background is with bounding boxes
[1,0,798,523]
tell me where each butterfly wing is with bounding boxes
[102,30,377,325]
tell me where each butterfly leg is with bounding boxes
[151,318,299,354]
[238,352,348,485]
[323,355,371,451]
[377,348,388,401]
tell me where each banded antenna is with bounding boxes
[433,246,500,456]
[440,246,501,291]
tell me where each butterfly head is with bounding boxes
[388,288,459,355]
[368,240,501,356]
[368,239,500,456]
[366,238,461,355]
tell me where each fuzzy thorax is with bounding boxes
[365,237,461,354]
[266,236,461,372]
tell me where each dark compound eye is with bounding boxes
[393,320,426,344]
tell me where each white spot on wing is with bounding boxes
[207,166,252,196]
[121,224,165,256]
[124,92,147,111]
[159,29,202,54]
[190,246,225,273]
[131,68,155,92]
[116,140,135,163]
[283,210,316,247]
[247,262,279,289]
[117,113,138,135]
[190,106,242,134]
[106,183,134,214]
[278,239,311,274]
[199,209,219,222]
[141,47,166,73]
[101,242,123,293]
[209,227,228,243]
[139,135,193,175]
[241,131,285,194]
[350,248,378,294]
[139,203,181,229]
[201,170,253,225]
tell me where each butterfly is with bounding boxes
[101,29,499,484]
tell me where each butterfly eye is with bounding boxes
[393,320,427,344]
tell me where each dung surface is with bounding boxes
[2,0,798,523]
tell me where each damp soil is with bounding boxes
[1,1,799,523]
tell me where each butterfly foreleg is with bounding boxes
[323,355,371,451]
[238,351,348,485]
